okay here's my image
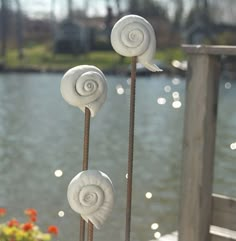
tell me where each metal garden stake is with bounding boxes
[60,65,114,241]
[111,14,162,241]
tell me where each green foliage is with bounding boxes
[156,48,185,63]
[213,31,236,45]
[2,44,185,71]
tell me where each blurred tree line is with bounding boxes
[0,0,23,59]
[1,0,236,60]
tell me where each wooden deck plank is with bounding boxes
[211,226,236,241]
[182,44,236,56]
[157,231,178,241]
[157,226,236,241]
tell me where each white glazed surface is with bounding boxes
[67,170,114,229]
[111,15,162,72]
[60,65,107,117]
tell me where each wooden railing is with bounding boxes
[210,194,236,241]
[212,194,236,231]
[157,45,236,241]
[179,45,236,241]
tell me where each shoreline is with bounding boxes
[0,65,186,76]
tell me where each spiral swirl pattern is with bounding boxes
[111,15,162,72]
[67,170,114,229]
[61,65,107,117]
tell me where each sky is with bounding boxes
[19,0,193,20]
[18,0,236,24]
[20,0,127,19]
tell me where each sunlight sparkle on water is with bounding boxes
[154,232,161,239]
[145,192,152,199]
[54,169,63,177]
[58,211,65,217]
[172,78,180,85]
[172,91,180,100]
[172,101,182,109]
[225,82,232,89]
[157,97,166,105]
[230,142,236,150]
[116,85,125,95]
[164,85,171,93]
[151,223,159,230]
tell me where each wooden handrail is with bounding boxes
[182,44,236,56]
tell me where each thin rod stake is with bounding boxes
[79,219,85,241]
[80,107,91,241]
[88,221,94,241]
[125,56,137,241]
[83,107,91,170]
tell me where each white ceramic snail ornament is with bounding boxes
[111,15,162,72]
[61,65,107,117]
[67,170,114,229]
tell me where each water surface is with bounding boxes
[0,73,235,241]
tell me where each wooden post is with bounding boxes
[179,51,220,241]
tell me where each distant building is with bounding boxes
[54,19,90,54]
[185,21,212,44]
[184,6,236,45]
[185,21,236,44]
[184,9,212,44]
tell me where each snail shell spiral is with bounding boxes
[60,65,107,117]
[111,15,162,72]
[67,170,114,229]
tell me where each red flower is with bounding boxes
[47,225,59,235]
[30,215,37,222]
[24,208,37,222]
[0,208,6,217]
[22,222,33,231]
[8,219,19,227]
[24,208,37,217]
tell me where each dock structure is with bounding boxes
[159,45,236,241]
